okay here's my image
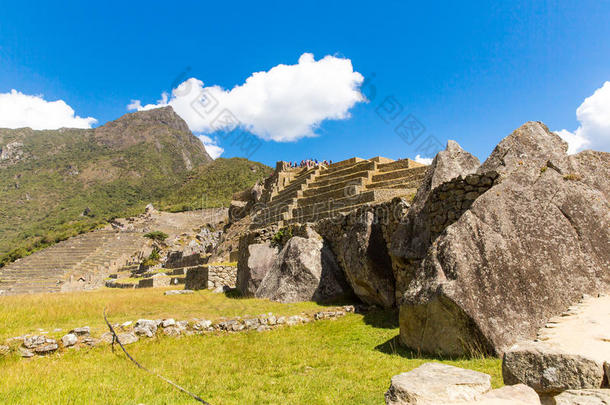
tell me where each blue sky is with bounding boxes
[1,1,609,166]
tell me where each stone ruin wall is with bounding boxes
[424,171,499,239]
[207,265,237,289]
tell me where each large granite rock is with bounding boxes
[384,363,491,404]
[316,209,396,308]
[503,342,606,394]
[394,122,610,356]
[390,140,480,303]
[256,229,352,303]
[237,242,278,296]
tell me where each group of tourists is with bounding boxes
[288,159,333,168]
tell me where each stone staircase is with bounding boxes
[0,230,149,295]
[251,157,428,229]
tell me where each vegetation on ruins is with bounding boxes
[143,231,169,242]
[271,226,294,248]
[141,247,162,267]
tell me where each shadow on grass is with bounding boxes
[376,335,437,359]
[362,308,399,329]
[375,334,494,362]
[222,288,242,299]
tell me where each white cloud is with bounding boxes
[0,89,97,130]
[555,81,610,154]
[198,135,224,159]
[128,53,365,142]
[414,154,433,165]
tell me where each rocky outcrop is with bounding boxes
[256,228,352,303]
[237,240,278,296]
[0,141,25,165]
[393,122,610,356]
[94,106,211,163]
[390,140,481,303]
[316,208,397,308]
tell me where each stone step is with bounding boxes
[372,166,428,182]
[293,190,379,217]
[323,157,366,173]
[290,202,374,224]
[315,160,376,182]
[290,189,411,224]
[297,184,364,207]
[270,168,318,197]
[255,202,293,219]
[303,176,367,198]
[366,176,424,189]
[377,159,425,172]
[269,189,302,207]
[310,168,373,188]
[1,287,62,295]
[0,229,148,295]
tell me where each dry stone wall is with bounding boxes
[424,171,498,238]
[207,265,237,289]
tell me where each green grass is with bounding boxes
[0,289,502,404]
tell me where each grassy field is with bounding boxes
[0,288,502,404]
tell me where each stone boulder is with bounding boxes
[384,363,491,404]
[385,363,541,405]
[237,242,278,296]
[551,389,610,405]
[477,384,541,405]
[503,342,606,395]
[393,122,610,356]
[61,333,78,347]
[256,229,352,303]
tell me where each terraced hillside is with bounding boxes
[0,107,270,267]
[0,230,149,295]
[251,157,428,228]
[0,207,229,295]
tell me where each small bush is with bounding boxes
[563,173,582,181]
[143,231,169,242]
[141,247,161,267]
[271,227,293,248]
